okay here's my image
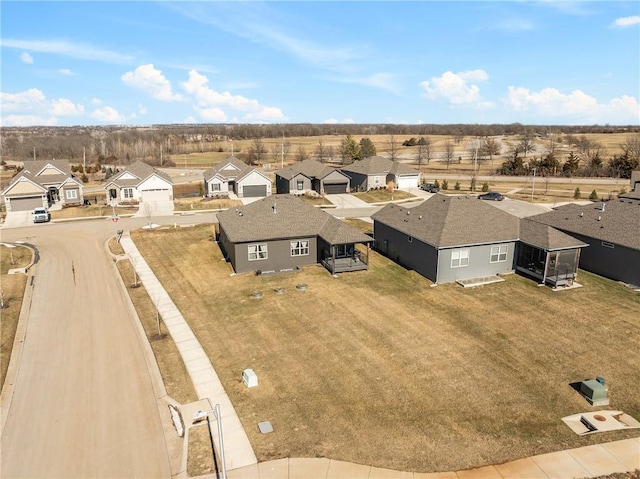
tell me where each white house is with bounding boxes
[104,161,174,213]
[204,157,272,198]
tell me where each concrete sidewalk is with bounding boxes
[119,233,257,471]
[225,437,639,479]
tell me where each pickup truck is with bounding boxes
[32,207,51,223]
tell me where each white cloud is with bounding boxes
[505,86,640,124]
[613,16,640,28]
[1,39,133,63]
[323,117,354,124]
[51,98,85,116]
[121,64,183,102]
[1,88,47,113]
[181,69,284,122]
[420,70,494,108]
[91,98,103,105]
[21,52,34,64]
[90,106,125,123]
[59,69,73,76]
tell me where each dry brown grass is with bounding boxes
[354,189,415,203]
[115,259,198,405]
[0,244,32,274]
[0,274,27,390]
[132,225,640,473]
[108,237,125,256]
[51,205,134,220]
[174,197,242,211]
[187,424,216,477]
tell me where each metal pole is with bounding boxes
[531,168,536,202]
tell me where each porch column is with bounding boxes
[575,248,581,279]
[332,245,336,274]
[541,251,550,285]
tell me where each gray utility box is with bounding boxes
[580,379,609,406]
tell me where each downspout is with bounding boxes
[332,245,336,274]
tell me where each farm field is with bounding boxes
[131,224,640,474]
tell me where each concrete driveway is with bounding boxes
[325,194,371,208]
[0,222,172,478]
[1,210,34,228]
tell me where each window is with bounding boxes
[296,180,304,191]
[291,240,309,256]
[123,188,134,199]
[211,183,221,192]
[248,244,268,261]
[451,249,469,268]
[490,245,508,263]
[65,189,78,200]
[601,241,615,249]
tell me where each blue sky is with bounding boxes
[1,1,639,126]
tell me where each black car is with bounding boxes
[478,192,505,201]
[420,182,439,193]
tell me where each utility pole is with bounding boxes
[83,147,86,170]
[33,147,36,160]
[531,168,536,202]
[160,144,163,166]
[281,132,284,169]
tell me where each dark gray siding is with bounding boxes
[436,242,516,284]
[343,171,367,192]
[231,237,318,274]
[562,232,640,286]
[275,175,290,194]
[219,227,236,269]
[373,221,438,282]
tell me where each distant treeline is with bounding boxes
[1,122,638,166]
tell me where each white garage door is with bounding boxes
[397,177,419,189]
[140,189,170,202]
[9,196,45,212]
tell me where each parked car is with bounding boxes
[420,182,439,193]
[32,207,50,223]
[478,192,505,201]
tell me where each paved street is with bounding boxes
[0,221,172,478]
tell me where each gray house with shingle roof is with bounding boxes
[2,160,83,212]
[340,156,420,191]
[618,170,640,203]
[372,194,587,286]
[203,157,272,198]
[275,159,350,195]
[528,200,640,286]
[217,194,372,275]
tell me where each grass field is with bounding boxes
[131,224,640,473]
[0,245,32,390]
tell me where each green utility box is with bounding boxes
[580,379,609,406]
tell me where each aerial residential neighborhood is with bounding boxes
[1,1,639,478]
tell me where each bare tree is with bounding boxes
[249,137,266,165]
[142,202,154,228]
[386,135,399,161]
[518,130,536,158]
[314,140,327,163]
[295,145,310,162]
[622,134,640,163]
[480,137,501,165]
[442,140,455,170]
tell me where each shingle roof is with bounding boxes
[109,160,173,187]
[528,200,640,251]
[275,159,345,181]
[2,171,47,194]
[22,160,71,176]
[372,194,520,248]
[203,157,252,182]
[217,194,372,245]
[340,156,419,176]
[519,219,588,251]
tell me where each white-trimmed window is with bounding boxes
[65,189,78,200]
[123,188,134,199]
[211,183,221,192]
[296,180,304,191]
[451,249,469,268]
[601,241,615,249]
[490,245,508,263]
[248,244,268,261]
[290,240,309,256]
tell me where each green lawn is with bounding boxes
[131,225,640,473]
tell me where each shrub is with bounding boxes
[81,174,89,183]
[434,179,440,189]
[442,179,448,190]
[454,181,461,191]
[482,182,489,192]
[589,189,598,201]
[573,187,581,199]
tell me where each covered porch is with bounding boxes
[516,245,582,287]
[321,243,370,274]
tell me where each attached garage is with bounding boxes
[323,182,348,195]
[8,196,46,212]
[242,185,267,197]
[140,189,171,203]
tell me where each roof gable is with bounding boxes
[340,156,419,176]
[2,172,47,195]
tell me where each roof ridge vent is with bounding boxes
[272,202,277,214]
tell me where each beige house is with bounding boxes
[2,160,83,212]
